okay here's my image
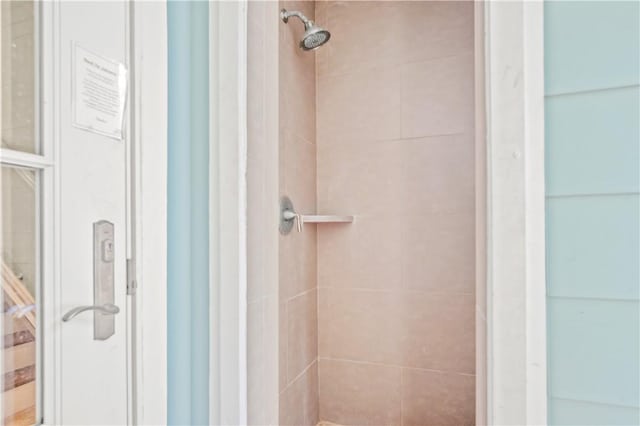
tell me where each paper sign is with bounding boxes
[72,44,127,140]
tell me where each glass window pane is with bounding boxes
[1,1,37,154]
[1,165,38,425]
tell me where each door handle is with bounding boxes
[62,303,120,322]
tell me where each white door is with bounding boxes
[56,1,129,424]
[1,1,132,424]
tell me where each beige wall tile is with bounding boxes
[317,135,474,216]
[396,1,474,65]
[279,300,288,393]
[321,288,475,373]
[318,2,404,78]
[392,135,475,214]
[319,358,401,426]
[317,216,403,290]
[402,211,475,295]
[317,287,330,357]
[317,1,474,78]
[319,288,399,362]
[279,226,317,300]
[281,131,317,212]
[281,47,316,144]
[402,368,475,426]
[287,289,319,381]
[280,0,316,145]
[317,135,475,294]
[279,1,318,423]
[264,295,280,423]
[317,66,401,143]
[247,300,265,424]
[401,53,475,138]
[316,140,401,215]
[280,361,319,426]
[314,0,330,77]
[400,292,475,374]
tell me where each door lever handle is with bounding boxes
[62,303,120,322]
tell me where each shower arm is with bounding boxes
[280,9,314,29]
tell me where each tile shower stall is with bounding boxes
[247,1,482,425]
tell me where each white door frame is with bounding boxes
[129,2,168,425]
[210,1,549,424]
[484,1,547,424]
[35,2,168,424]
[208,1,249,425]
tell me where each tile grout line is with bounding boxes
[285,285,317,304]
[285,299,289,389]
[318,49,475,80]
[290,358,317,395]
[400,367,404,426]
[317,130,474,148]
[316,286,475,297]
[319,356,476,378]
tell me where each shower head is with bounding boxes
[300,25,331,51]
[280,8,331,51]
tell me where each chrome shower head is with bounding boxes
[280,8,331,51]
[301,26,331,51]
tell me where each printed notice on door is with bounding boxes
[72,44,127,140]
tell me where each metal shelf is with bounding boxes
[280,196,354,234]
[299,215,354,223]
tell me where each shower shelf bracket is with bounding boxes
[279,196,354,235]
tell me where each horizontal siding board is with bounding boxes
[545,86,640,196]
[546,195,639,300]
[545,1,640,95]
[549,398,640,425]
[547,298,640,408]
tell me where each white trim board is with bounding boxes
[484,1,547,424]
[209,1,249,424]
[474,2,488,424]
[131,2,168,425]
[40,2,62,422]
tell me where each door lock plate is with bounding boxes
[94,221,115,340]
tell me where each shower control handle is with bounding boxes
[282,209,297,221]
[282,209,303,232]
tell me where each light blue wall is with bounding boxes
[545,1,640,424]
[167,1,209,424]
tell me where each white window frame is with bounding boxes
[484,1,547,424]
